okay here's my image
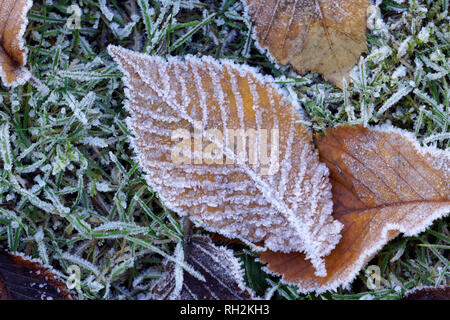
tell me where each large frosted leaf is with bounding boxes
[108,45,343,276]
[151,235,254,300]
[0,250,75,300]
[242,0,370,88]
[0,0,32,87]
[260,125,450,293]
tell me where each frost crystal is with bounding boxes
[242,0,370,88]
[417,26,430,43]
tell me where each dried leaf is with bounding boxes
[0,250,75,300]
[260,125,450,293]
[151,235,254,300]
[0,0,32,87]
[242,0,370,88]
[108,45,343,276]
[403,286,450,300]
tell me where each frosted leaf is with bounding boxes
[242,0,370,88]
[80,137,109,148]
[260,125,450,293]
[0,0,32,87]
[61,252,100,277]
[150,235,254,300]
[403,286,450,300]
[0,250,75,300]
[111,21,137,40]
[108,45,343,276]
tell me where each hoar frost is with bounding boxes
[108,45,343,276]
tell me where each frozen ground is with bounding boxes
[0,0,448,299]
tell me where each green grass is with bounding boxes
[0,0,448,300]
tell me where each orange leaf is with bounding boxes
[151,235,254,300]
[260,125,450,293]
[108,45,343,276]
[0,0,32,87]
[242,0,370,88]
[0,250,75,300]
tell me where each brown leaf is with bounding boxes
[0,0,32,87]
[150,235,254,300]
[403,286,450,300]
[0,250,75,300]
[260,125,450,293]
[242,0,370,88]
[108,46,343,276]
